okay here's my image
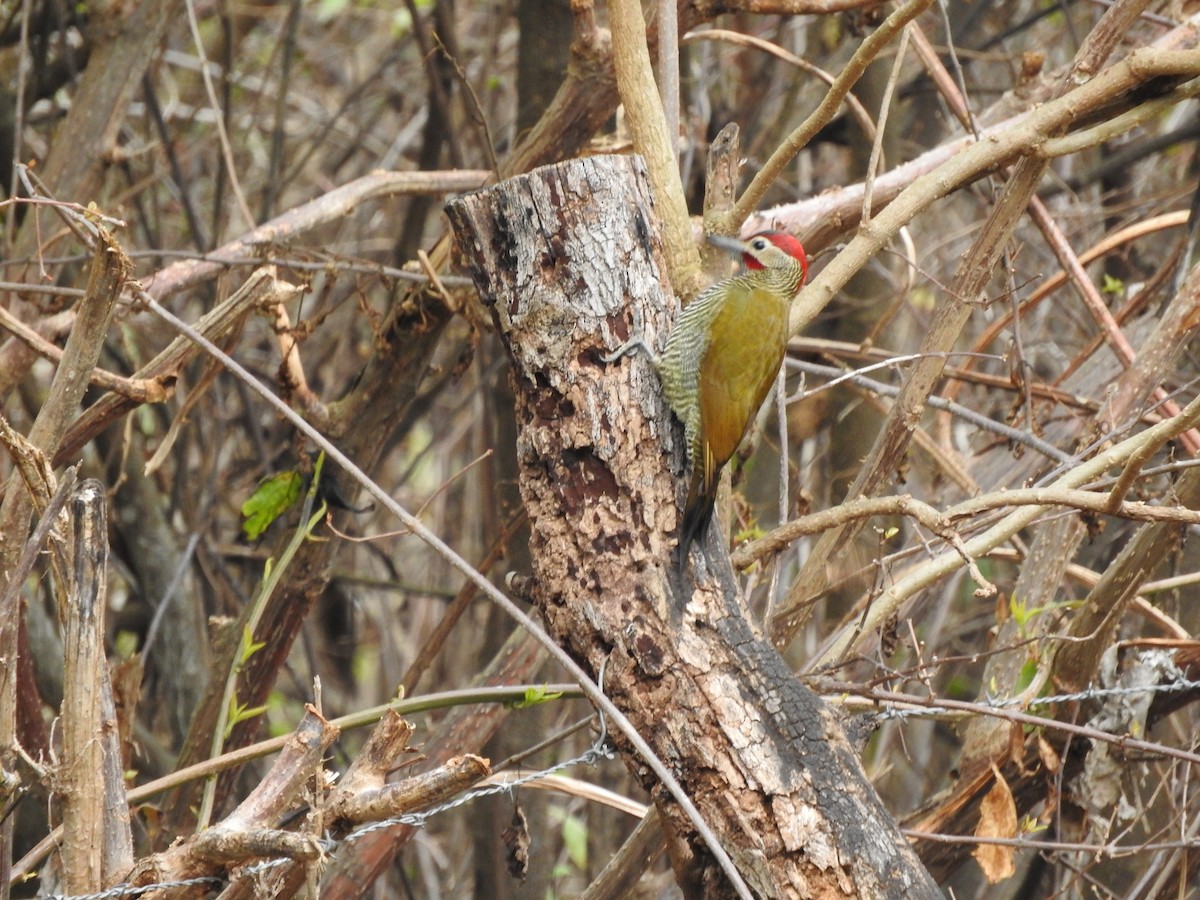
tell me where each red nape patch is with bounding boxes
[764,231,806,264]
[740,231,808,280]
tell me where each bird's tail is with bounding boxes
[675,476,718,576]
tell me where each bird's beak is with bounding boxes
[705,234,747,256]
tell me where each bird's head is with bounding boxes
[709,231,808,284]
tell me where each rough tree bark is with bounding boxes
[445,155,939,898]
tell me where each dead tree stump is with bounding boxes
[446,155,938,898]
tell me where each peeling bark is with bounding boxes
[446,155,939,898]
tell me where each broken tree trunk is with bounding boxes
[445,155,938,898]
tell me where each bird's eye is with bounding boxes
[751,238,768,250]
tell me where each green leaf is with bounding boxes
[241,471,303,540]
[316,0,349,22]
[1014,658,1039,695]
[1009,594,1030,629]
[733,524,764,543]
[225,698,268,737]
[511,685,565,709]
[114,630,140,660]
[1021,815,1047,835]
[239,624,266,665]
[909,286,937,313]
[561,812,588,870]
[1101,273,1125,295]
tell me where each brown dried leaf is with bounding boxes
[973,766,1018,884]
[501,804,530,882]
[1008,721,1026,774]
[1037,734,1060,774]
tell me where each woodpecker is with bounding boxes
[608,230,808,571]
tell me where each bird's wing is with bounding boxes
[696,284,789,481]
[676,284,787,562]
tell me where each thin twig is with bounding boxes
[814,390,1200,666]
[183,0,255,231]
[861,23,910,225]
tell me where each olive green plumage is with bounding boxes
[659,231,808,570]
[604,230,807,571]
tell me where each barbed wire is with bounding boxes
[40,736,615,900]
[336,736,615,844]
[874,673,1200,722]
[39,874,225,900]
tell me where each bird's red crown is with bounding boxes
[741,230,808,283]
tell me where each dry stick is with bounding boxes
[0,232,128,900]
[1027,196,1200,457]
[906,830,1200,859]
[272,302,331,428]
[140,169,489,301]
[59,482,134,892]
[9,684,583,884]
[0,306,168,403]
[1047,237,1187,395]
[402,0,465,171]
[579,808,666,900]
[399,512,526,695]
[826,369,983,495]
[681,31,878,142]
[787,1,1161,662]
[910,21,972,131]
[6,0,174,272]
[715,0,887,9]
[430,31,500,175]
[260,0,302,222]
[1051,280,1200,685]
[141,341,236,478]
[315,629,550,897]
[945,210,1191,410]
[785,48,1200,344]
[0,461,75,638]
[791,335,1113,413]
[810,389,1200,667]
[133,291,755,900]
[977,546,1186,639]
[609,0,699,297]
[895,20,975,411]
[739,12,1200,254]
[732,478,1200,572]
[189,711,338,866]
[723,0,934,234]
[921,14,1200,412]
[861,23,911,225]
[789,354,1067,462]
[655,0,679,161]
[46,267,295,472]
[839,686,1200,769]
[12,174,482,473]
[183,0,255,231]
[2,0,32,255]
[1036,75,1200,159]
[327,752,490,828]
[123,711,339,893]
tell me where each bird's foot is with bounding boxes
[602,337,655,364]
